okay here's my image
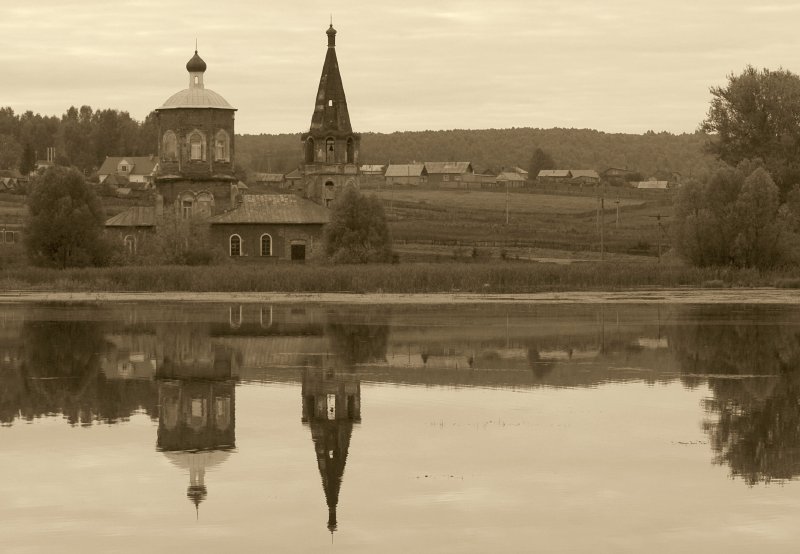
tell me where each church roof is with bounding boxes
[159,49,235,110]
[308,25,353,135]
[105,206,156,227]
[159,88,235,110]
[208,194,330,225]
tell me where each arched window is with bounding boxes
[305,138,315,163]
[189,132,204,161]
[325,137,335,163]
[162,130,177,161]
[181,198,193,219]
[260,306,273,329]
[229,305,242,328]
[260,233,272,256]
[230,234,242,256]
[215,130,230,162]
[346,137,354,164]
[123,235,136,254]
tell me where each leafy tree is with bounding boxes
[0,134,22,169]
[528,147,556,177]
[672,163,797,268]
[701,66,800,195]
[19,142,35,175]
[324,188,393,263]
[24,166,109,268]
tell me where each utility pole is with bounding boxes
[505,174,509,225]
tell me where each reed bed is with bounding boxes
[0,261,793,294]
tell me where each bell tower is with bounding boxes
[300,24,361,206]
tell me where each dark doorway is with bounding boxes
[291,244,306,261]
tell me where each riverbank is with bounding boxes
[3,288,800,305]
[1,261,797,295]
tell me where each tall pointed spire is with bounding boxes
[310,24,351,134]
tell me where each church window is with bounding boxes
[328,100,333,107]
[260,234,272,256]
[191,398,206,418]
[325,138,335,163]
[162,130,177,161]
[123,235,136,254]
[189,132,204,161]
[194,76,199,85]
[4,231,15,243]
[230,234,242,256]
[229,305,242,327]
[260,306,273,329]
[326,394,336,420]
[215,130,230,162]
[182,199,193,219]
[305,138,315,163]
[346,137,354,164]
[120,165,128,172]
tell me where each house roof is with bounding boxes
[425,162,472,175]
[98,156,158,177]
[360,164,385,173]
[253,173,285,183]
[538,170,571,178]
[105,206,156,227]
[208,194,330,225]
[385,164,426,178]
[285,168,303,180]
[636,181,669,189]
[497,171,526,182]
[570,170,600,179]
[512,167,529,175]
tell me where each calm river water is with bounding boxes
[1,302,800,553]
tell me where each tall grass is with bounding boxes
[0,261,792,294]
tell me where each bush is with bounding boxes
[324,188,393,263]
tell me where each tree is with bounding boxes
[19,142,35,175]
[701,66,800,195]
[672,164,797,268]
[24,166,109,268]
[324,188,393,263]
[528,147,556,178]
[0,134,22,170]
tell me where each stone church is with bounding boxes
[106,25,359,261]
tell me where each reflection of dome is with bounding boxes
[163,449,232,471]
[159,88,234,110]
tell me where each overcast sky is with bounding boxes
[2,0,799,135]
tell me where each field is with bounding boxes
[365,186,674,259]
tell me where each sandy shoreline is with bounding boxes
[1,288,800,304]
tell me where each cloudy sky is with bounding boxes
[2,0,799,135]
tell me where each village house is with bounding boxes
[424,161,473,188]
[537,169,572,182]
[384,163,427,186]
[570,169,600,186]
[97,156,159,187]
[496,170,527,189]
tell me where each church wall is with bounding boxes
[209,223,325,260]
[157,109,235,178]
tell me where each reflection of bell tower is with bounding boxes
[301,366,361,534]
[158,351,237,515]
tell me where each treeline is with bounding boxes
[2,104,722,181]
[237,128,724,180]
[0,106,157,174]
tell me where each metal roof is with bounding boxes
[254,173,285,183]
[98,156,159,177]
[538,170,571,178]
[636,181,669,189]
[105,206,156,227]
[570,170,600,179]
[424,162,472,175]
[158,87,235,110]
[208,194,330,225]
[285,168,303,180]
[385,164,426,177]
[496,171,526,182]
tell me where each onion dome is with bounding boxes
[186,50,207,73]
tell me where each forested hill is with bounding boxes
[236,128,723,180]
